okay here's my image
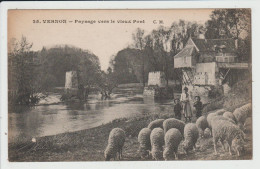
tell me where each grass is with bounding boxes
[202,78,251,115]
[8,111,252,162]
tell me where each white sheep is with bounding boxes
[211,115,236,125]
[104,128,126,161]
[163,118,185,136]
[233,103,252,129]
[211,119,245,156]
[183,123,199,154]
[196,116,209,138]
[148,119,165,130]
[207,109,227,129]
[150,127,164,160]
[138,128,152,159]
[163,128,182,160]
[215,109,226,115]
[223,111,237,124]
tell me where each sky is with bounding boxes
[8,9,213,70]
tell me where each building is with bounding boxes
[174,37,249,100]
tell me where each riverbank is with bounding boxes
[8,79,252,161]
[8,110,252,162]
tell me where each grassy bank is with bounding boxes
[202,78,251,115]
[9,110,252,162]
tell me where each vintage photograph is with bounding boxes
[7,9,252,161]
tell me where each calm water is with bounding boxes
[8,87,177,143]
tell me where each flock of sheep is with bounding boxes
[104,103,252,161]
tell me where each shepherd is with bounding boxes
[180,87,192,123]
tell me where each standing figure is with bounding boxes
[180,87,192,123]
[173,98,182,120]
[193,96,203,119]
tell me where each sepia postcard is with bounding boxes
[0,1,259,169]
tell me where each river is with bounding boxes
[8,86,178,143]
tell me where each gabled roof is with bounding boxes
[174,37,237,59]
[174,46,195,58]
[191,38,237,53]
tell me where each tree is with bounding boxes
[38,45,102,90]
[132,28,146,87]
[205,9,251,39]
[150,26,172,86]
[8,36,39,105]
[205,9,251,62]
[111,48,139,84]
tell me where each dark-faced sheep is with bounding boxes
[163,128,182,160]
[150,128,164,160]
[183,123,199,154]
[104,128,126,161]
[163,118,185,136]
[211,119,245,156]
[138,128,152,159]
[148,119,165,130]
[196,116,209,138]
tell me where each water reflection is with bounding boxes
[8,89,176,143]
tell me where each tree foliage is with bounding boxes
[205,9,251,62]
[205,9,251,39]
[38,45,102,90]
[8,36,39,105]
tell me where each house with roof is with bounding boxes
[174,37,249,99]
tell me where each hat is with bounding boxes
[184,87,188,91]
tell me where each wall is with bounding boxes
[199,52,237,63]
[194,62,217,86]
[148,71,166,87]
[174,56,193,68]
[65,71,78,89]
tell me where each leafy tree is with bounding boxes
[112,48,140,84]
[132,28,146,87]
[38,45,102,90]
[8,36,39,105]
[205,9,251,62]
[205,9,251,39]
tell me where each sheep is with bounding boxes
[104,128,126,161]
[211,115,236,125]
[163,118,185,136]
[211,119,245,156]
[207,112,218,129]
[215,109,226,115]
[150,128,164,160]
[196,116,209,138]
[233,103,252,130]
[207,109,227,129]
[183,123,199,154]
[138,128,152,159]
[148,119,165,130]
[163,128,182,160]
[223,111,237,124]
